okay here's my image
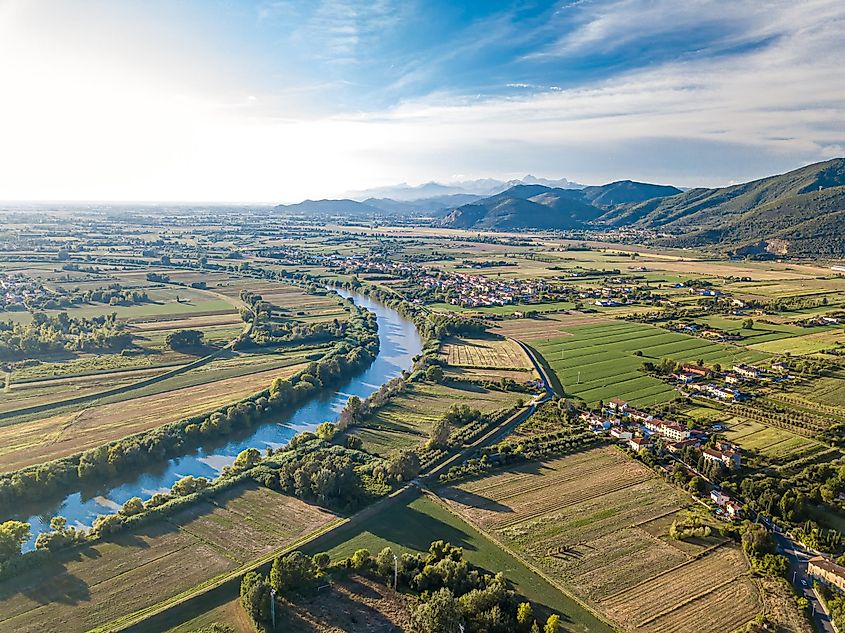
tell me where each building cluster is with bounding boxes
[421,272,552,308]
[671,362,787,402]
[582,398,744,466]
[0,273,46,309]
[581,397,746,520]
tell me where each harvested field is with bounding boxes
[0,484,335,633]
[440,336,534,370]
[440,446,761,632]
[0,361,308,472]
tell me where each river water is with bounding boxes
[14,289,423,550]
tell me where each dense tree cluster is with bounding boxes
[0,311,132,360]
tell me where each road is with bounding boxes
[759,515,837,633]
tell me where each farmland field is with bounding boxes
[721,417,826,460]
[353,381,522,455]
[440,335,535,371]
[0,356,310,472]
[308,492,613,633]
[439,446,761,632]
[531,320,769,406]
[0,483,336,633]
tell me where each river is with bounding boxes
[14,288,423,550]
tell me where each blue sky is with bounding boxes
[0,0,843,201]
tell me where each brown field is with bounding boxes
[0,361,308,472]
[0,484,336,633]
[440,335,534,371]
[758,577,814,633]
[278,575,413,632]
[492,313,609,341]
[440,447,761,632]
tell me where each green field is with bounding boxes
[533,320,769,406]
[307,492,612,633]
[722,417,825,459]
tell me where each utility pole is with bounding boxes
[270,588,276,630]
[393,553,398,590]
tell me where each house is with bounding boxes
[628,437,650,452]
[682,364,711,378]
[673,372,699,384]
[711,490,730,506]
[710,490,742,519]
[724,373,740,385]
[725,500,742,519]
[610,427,633,441]
[608,398,628,412]
[703,448,742,469]
[808,557,845,593]
[733,364,763,380]
[661,421,691,442]
[667,438,700,453]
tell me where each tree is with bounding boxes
[315,422,336,441]
[516,602,535,631]
[270,551,317,592]
[119,496,145,516]
[544,614,561,633]
[427,417,451,450]
[743,318,754,329]
[350,548,371,571]
[387,449,420,482]
[0,520,31,563]
[412,587,462,633]
[425,365,444,383]
[240,571,271,627]
[232,447,261,472]
[166,329,205,351]
[313,552,331,570]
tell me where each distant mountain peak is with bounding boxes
[343,175,584,202]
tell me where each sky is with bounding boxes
[0,0,844,203]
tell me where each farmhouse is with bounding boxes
[682,364,711,378]
[703,448,742,469]
[644,419,691,442]
[808,557,845,593]
[610,427,633,441]
[710,490,742,519]
[733,364,763,380]
[608,398,628,412]
[628,437,650,451]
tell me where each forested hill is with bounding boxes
[601,157,845,256]
[441,180,681,230]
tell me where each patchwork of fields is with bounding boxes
[531,320,769,406]
[0,353,311,472]
[309,493,612,633]
[0,484,336,633]
[439,447,761,632]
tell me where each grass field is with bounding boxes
[307,492,612,633]
[439,447,761,632]
[353,381,522,455]
[721,417,827,460]
[0,483,336,633]
[531,320,769,406]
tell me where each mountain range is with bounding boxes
[343,174,583,202]
[440,159,845,256]
[441,181,681,230]
[274,158,845,256]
